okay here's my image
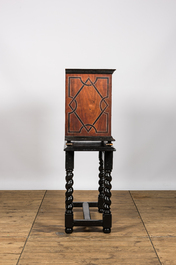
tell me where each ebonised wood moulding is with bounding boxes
[65,69,116,142]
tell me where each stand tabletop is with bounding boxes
[64,141,116,152]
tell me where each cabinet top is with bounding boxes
[65,69,116,74]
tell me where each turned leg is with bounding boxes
[98,151,105,213]
[103,151,113,233]
[65,151,74,234]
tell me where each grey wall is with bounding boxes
[0,0,176,190]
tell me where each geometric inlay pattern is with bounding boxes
[68,77,109,133]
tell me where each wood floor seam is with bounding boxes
[15,190,47,265]
[129,191,162,265]
[1,190,176,265]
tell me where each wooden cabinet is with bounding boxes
[65,69,116,141]
[64,69,116,233]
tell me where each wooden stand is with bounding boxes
[64,141,115,233]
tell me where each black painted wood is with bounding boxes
[98,151,105,213]
[64,141,116,152]
[65,136,115,142]
[65,151,74,170]
[73,202,82,207]
[65,151,74,233]
[88,202,98,207]
[73,202,98,207]
[64,141,114,233]
[66,69,116,74]
[103,151,113,233]
[74,219,103,226]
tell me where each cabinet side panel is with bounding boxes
[65,73,112,139]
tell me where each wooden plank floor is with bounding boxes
[0,191,176,265]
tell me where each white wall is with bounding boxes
[0,0,176,190]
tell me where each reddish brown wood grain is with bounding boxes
[65,70,114,140]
